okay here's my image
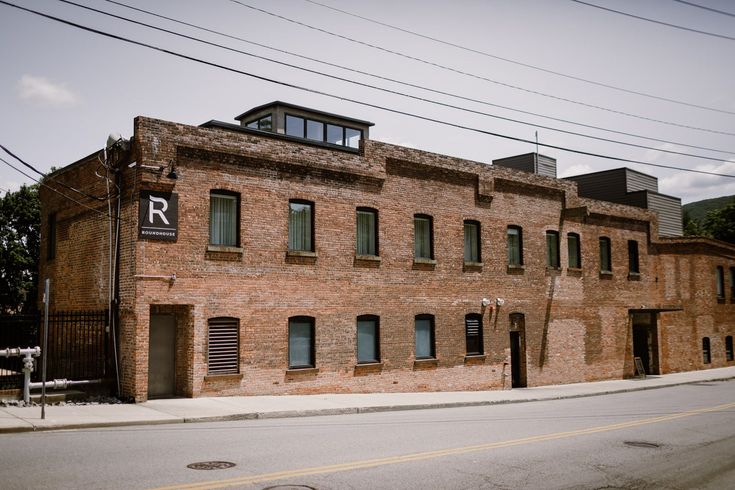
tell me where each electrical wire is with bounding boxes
[673,0,735,18]
[53,0,734,163]
[572,0,735,41]
[2,0,735,179]
[302,0,735,116]
[99,0,735,156]
[227,0,735,136]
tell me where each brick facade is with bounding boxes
[39,111,735,402]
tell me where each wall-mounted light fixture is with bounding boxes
[481,298,491,307]
[496,298,505,306]
[166,161,178,180]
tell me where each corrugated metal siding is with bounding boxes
[566,169,629,203]
[536,155,557,178]
[624,169,658,193]
[492,154,535,174]
[625,190,648,208]
[647,192,683,237]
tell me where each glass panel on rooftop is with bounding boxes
[327,124,343,145]
[345,128,361,148]
[286,115,304,138]
[306,119,324,141]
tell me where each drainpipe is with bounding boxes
[29,379,103,390]
[0,347,41,404]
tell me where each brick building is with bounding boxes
[39,102,735,401]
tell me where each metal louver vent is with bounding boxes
[466,318,481,337]
[208,318,239,375]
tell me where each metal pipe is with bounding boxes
[134,273,176,281]
[29,379,103,390]
[0,347,41,358]
[0,347,41,404]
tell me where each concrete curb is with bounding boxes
[1,375,733,434]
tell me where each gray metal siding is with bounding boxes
[493,153,556,177]
[624,169,658,193]
[647,193,683,237]
[536,155,557,178]
[566,169,629,203]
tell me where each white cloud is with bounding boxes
[16,74,80,107]
[660,159,735,203]
[642,142,683,163]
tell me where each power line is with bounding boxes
[54,0,733,163]
[227,0,735,137]
[302,0,735,117]
[3,1,735,180]
[673,0,735,18]
[100,0,735,156]
[572,0,735,41]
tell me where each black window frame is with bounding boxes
[730,267,735,301]
[599,237,612,273]
[545,230,560,268]
[507,225,523,266]
[415,314,436,360]
[285,114,305,138]
[628,240,640,275]
[47,212,57,260]
[288,316,315,369]
[209,190,241,247]
[207,317,240,375]
[356,315,380,364]
[465,313,484,356]
[702,337,711,364]
[414,214,434,260]
[245,114,273,131]
[463,220,481,264]
[356,207,379,257]
[716,266,725,299]
[285,113,363,148]
[288,199,315,253]
[567,232,581,269]
[726,335,734,362]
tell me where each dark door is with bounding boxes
[510,330,527,388]
[148,314,176,398]
[632,313,659,376]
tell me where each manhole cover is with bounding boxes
[624,441,661,448]
[262,486,317,490]
[187,461,236,470]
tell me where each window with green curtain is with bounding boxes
[414,215,433,259]
[464,221,480,263]
[546,230,560,268]
[209,192,238,246]
[567,233,581,268]
[288,201,313,252]
[357,315,379,363]
[716,266,725,298]
[507,226,523,266]
[288,316,315,368]
[356,208,377,256]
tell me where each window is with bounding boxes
[599,237,612,273]
[726,336,733,362]
[207,317,239,375]
[285,114,362,148]
[731,268,735,300]
[415,315,435,359]
[245,114,272,131]
[465,313,483,356]
[546,230,560,268]
[285,114,305,138]
[357,315,380,364]
[716,266,725,299]
[345,128,361,148]
[507,226,523,266]
[288,200,314,252]
[288,316,315,369]
[702,337,711,364]
[47,213,57,260]
[463,220,481,263]
[356,208,378,256]
[567,233,581,269]
[326,124,343,145]
[414,214,434,260]
[306,119,324,141]
[209,192,239,246]
[628,240,640,274]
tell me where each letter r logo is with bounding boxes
[148,195,170,225]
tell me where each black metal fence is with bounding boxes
[0,310,108,390]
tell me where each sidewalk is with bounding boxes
[2,366,734,434]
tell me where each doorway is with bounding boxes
[632,312,659,376]
[148,314,176,398]
[509,313,527,388]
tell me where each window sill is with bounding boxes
[464,354,486,365]
[567,267,583,277]
[545,266,562,275]
[205,245,243,261]
[286,250,317,265]
[354,255,381,268]
[286,367,319,375]
[506,264,524,275]
[413,258,437,271]
[354,362,383,376]
[413,358,438,370]
[717,297,726,304]
[463,261,483,272]
[207,245,243,253]
[599,271,613,279]
[203,373,243,383]
[627,272,641,281]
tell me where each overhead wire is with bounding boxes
[53,0,735,163]
[227,0,735,136]
[572,0,735,41]
[2,0,734,179]
[301,0,735,116]
[99,0,735,156]
[672,0,735,18]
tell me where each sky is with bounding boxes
[1,0,734,204]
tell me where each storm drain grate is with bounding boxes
[187,461,236,470]
[624,441,661,448]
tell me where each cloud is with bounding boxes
[16,75,80,107]
[660,159,735,203]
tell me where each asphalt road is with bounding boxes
[1,381,734,489]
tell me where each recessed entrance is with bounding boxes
[148,313,176,398]
[631,312,659,376]
[509,313,527,388]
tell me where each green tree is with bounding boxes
[682,209,704,236]
[0,184,40,313]
[703,201,735,245]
